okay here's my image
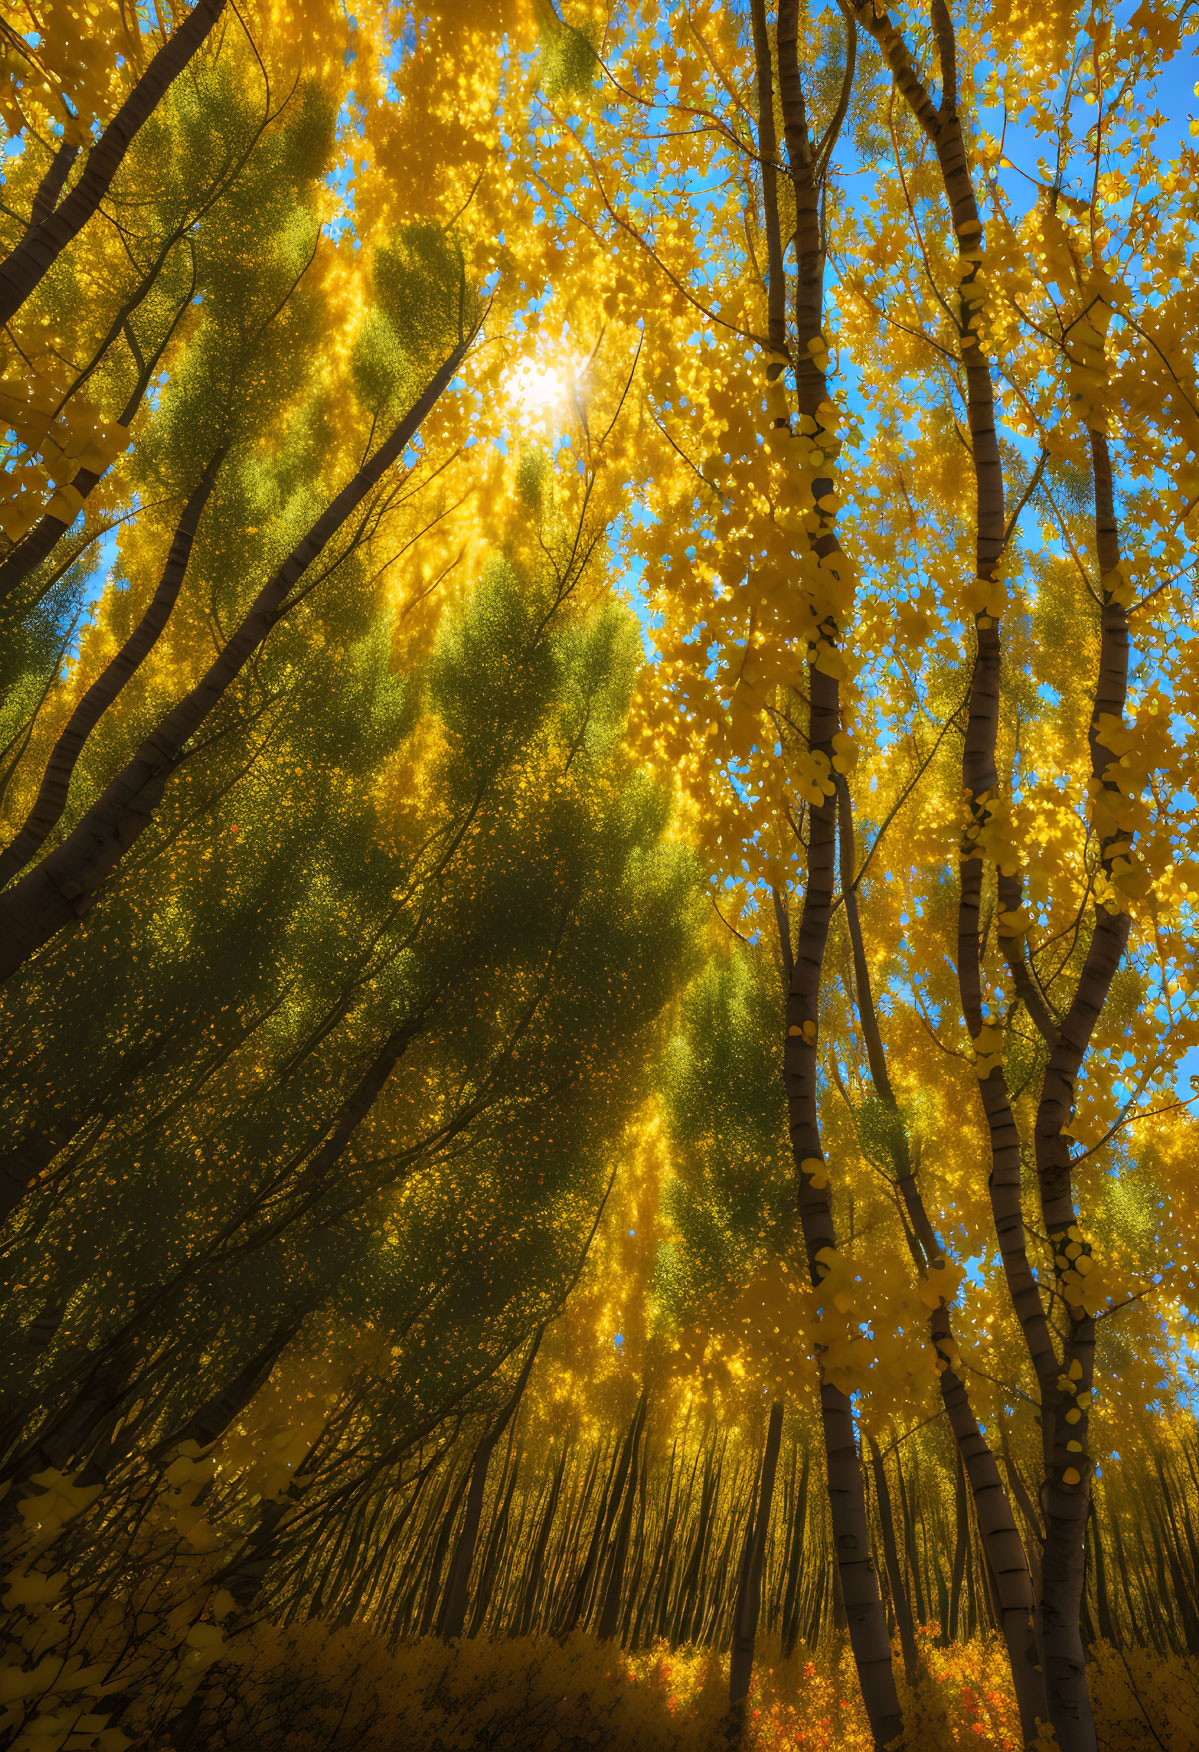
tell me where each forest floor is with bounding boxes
[175,1627,1199,1752]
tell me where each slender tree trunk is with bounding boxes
[597,1391,648,1641]
[867,1434,918,1686]
[0,338,469,987]
[895,1449,927,1629]
[0,273,192,612]
[29,141,80,230]
[516,1444,566,1635]
[632,1440,676,1648]
[653,1453,693,1641]
[0,0,228,323]
[774,5,903,1735]
[0,456,224,885]
[437,1331,542,1640]
[1108,1518,1141,1645]
[467,1449,520,1636]
[148,1316,304,1465]
[729,1399,784,1716]
[674,1446,719,1646]
[0,1334,139,1536]
[780,1445,810,1656]
[1031,424,1129,1752]
[620,1452,649,1645]
[948,1449,968,1643]
[70,1315,302,1491]
[838,773,1045,1737]
[849,0,1059,1413]
[419,1467,472,1637]
[848,6,1110,1746]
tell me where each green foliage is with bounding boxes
[656,946,792,1319]
[373,223,473,364]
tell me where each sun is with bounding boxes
[515,362,569,415]
[506,352,587,429]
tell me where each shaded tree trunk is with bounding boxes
[0,455,224,886]
[515,1444,567,1636]
[597,1391,648,1641]
[729,1399,784,1715]
[867,1433,918,1686]
[437,1331,542,1640]
[0,338,470,987]
[558,1398,645,1637]
[29,141,80,229]
[780,1445,810,1657]
[0,273,193,613]
[773,3,903,1738]
[0,0,228,323]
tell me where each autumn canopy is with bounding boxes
[0,1,1196,1749]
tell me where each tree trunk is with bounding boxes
[673,1446,719,1645]
[29,141,80,230]
[558,1398,645,1637]
[0,1333,139,1537]
[0,273,192,613]
[838,769,1045,1737]
[867,1434,918,1685]
[436,1331,541,1640]
[620,1451,649,1645]
[780,1445,810,1657]
[0,338,469,988]
[0,456,223,885]
[948,1449,967,1643]
[0,0,228,324]
[467,1450,520,1637]
[597,1391,648,1641]
[729,1399,784,1715]
[774,4,904,1735]
[419,1466,472,1637]
[147,1316,304,1466]
[516,1445,566,1635]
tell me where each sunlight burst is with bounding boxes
[507,353,587,429]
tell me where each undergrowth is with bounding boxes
[151,1627,1199,1751]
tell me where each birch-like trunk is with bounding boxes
[772,6,904,1740]
[1032,425,1130,1751]
[838,777,1046,1739]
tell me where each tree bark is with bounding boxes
[729,1399,784,1714]
[437,1331,541,1640]
[29,141,80,229]
[467,1448,520,1636]
[0,339,469,986]
[0,0,228,324]
[780,1444,810,1656]
[838,775,1045,1739]
[559,1392,646,1637]
[0,295,194,618]
[847,7,1107,1745]
[597,1391,648,1640]
[847,0,1062,1436]
[515,1444,567,1635]
[774,9,904,1742]
[148,1316,304,1466]
[1032,427,1129,1752]
[672,1445,719,1645]
[0,456,223,885]
[867,1434,918,1686]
